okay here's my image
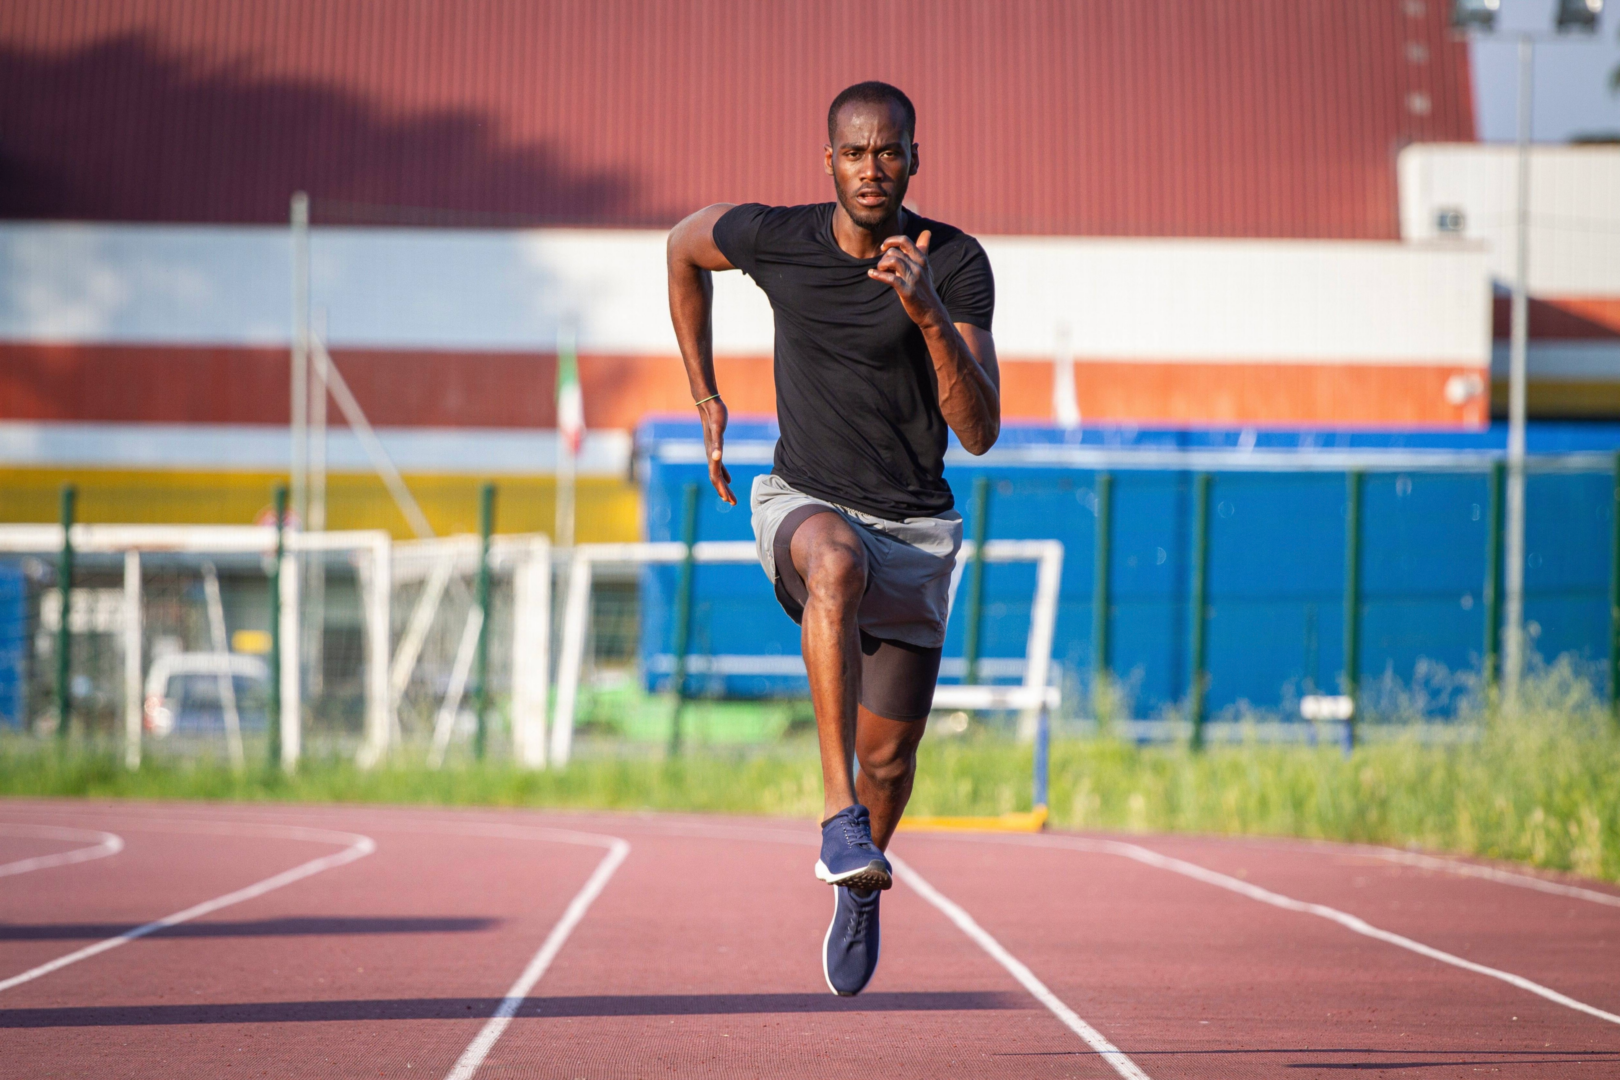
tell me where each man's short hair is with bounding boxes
[827,81,916,145]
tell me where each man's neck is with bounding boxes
[831,203,905,260]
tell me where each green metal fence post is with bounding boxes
[1190,473,1211,750]
[473,482,496,761]
[963,475,991,684]
[55,484,76,743]
[1092,473,1113,712]
[1485,461,1504,697]
[668,483,700,755]
[1344,470,1363,750]
[268,485,286,770]
[1610,452,1620,724]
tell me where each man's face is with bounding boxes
[825,101,916,229]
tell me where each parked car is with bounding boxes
[143,652,269,737]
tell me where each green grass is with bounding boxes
[4,667,1617,883]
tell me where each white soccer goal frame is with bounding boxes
[547,538,1065,765]
[384,534,552,769]
[0,523,391,771]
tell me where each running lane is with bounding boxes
[430,812,1127,1079]
[893,830,1620,1078]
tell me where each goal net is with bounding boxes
[0,523,390,769]
[1,522,1061,777]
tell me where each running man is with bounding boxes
[666,81,999,996]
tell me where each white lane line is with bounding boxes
[0,826,375,994]
[889,853,1152,1080]
[1364,846,1620,909]
[0,824,123,878]
[443,837,630,1080]
[1027,835,1620,1028]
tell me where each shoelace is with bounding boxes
[844,898,873,942]
[841,819,875,853]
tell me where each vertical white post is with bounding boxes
[511,538,552,768]
[1052,322,1081,430]
[550,552,592,767]
[306,311,329,698]
[359,533,392,768]
[122,549,142,771]
[1017,541,1065,741]
[290,192,310,535]
[202,561,246,772]
[1503,35,1533,705]
[279,551,301,770]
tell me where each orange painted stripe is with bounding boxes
[1,343,1489,430]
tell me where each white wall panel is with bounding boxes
[1,222,1490,367]
[1399,144,1620,295]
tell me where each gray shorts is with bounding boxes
[751,474,962,720]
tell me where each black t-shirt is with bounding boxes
[713,202,994,520]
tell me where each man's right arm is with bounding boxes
[667,203,739,505]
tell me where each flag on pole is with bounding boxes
[556,328,585,455]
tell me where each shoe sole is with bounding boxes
[814,858,892,892]
[822,887,881,997]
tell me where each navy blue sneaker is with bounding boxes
[823,885,881,996]
[814,804,892,891]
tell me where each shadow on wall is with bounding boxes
[0,35,640,225]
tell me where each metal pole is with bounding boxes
[668,483,700,755]
[290,193,310,537]
[1032,704,1050,811]
[1502,35,1533,705]
[1344,471,1363,749]
[267,485,286,770]
[55,484,75,743]
[1484,462,1504,696]
[963,475,991,684]
[122,549,142,770]
[473,482,496,761]
[1092,472,1113,712]
[1610,451,1620,724]
[306,309,328,700]
[1189,473,1211,749]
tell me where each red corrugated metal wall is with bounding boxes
[0,0,1473,238]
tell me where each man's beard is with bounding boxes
[836,185,901,229]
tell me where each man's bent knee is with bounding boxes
[804,542,867,604]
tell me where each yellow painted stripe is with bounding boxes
[1491,380,1620,419]
[897,806,1050,834]
[0,468,641,542]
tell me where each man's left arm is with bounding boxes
[869,232,1000,455]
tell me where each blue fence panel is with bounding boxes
[637,420,1619,717]
[0,564,23,727]
[1524,471,1613,677]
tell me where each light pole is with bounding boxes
[1452,0,1603,703]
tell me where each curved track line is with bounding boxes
[0,824,123,878]
[1020,834,1620,1027]
[889,853,1152,1080]
[1363,846,1620,909]
[443,837,630,1080]
[0,824,375,994]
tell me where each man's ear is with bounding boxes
[909,142,919,177]
[824,144,834,176]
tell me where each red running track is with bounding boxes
[0,800,1616,1079]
